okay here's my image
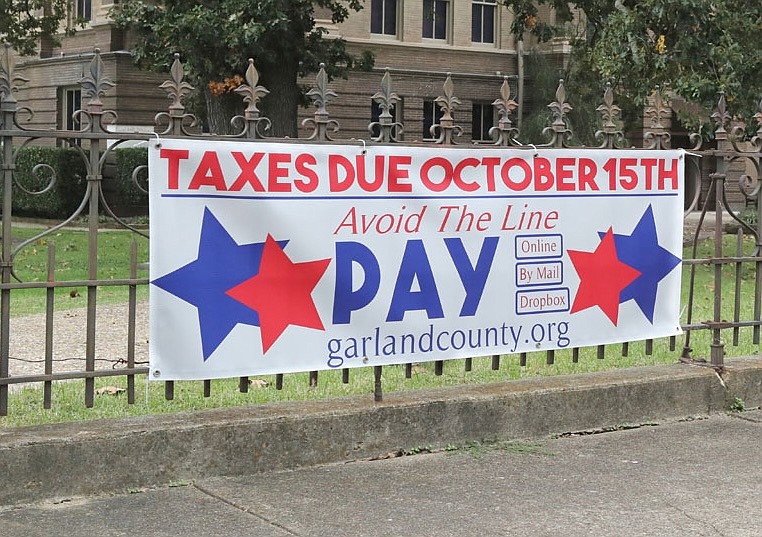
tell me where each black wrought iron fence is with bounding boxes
[1,45,760,417]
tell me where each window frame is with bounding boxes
[61,87,82,132]
[471,101,495,142]
[74,0,93,22]
[370,0,398,36]
[422,99,445,140]
[422,0,450,41]
[471,0,496,44]
[57,87,82,147]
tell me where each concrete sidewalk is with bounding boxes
[2,409,761,537]
[2,357,762,508]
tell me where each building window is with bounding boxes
[371,0,397,35]
[422,0,449,40]
[75,0,92,21]
[423,99,444,139]
[471,102,494,141]
[370,99,401,139]
[471,0,495,43]
[62,88,82,131]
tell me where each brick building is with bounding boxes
[11,1,165,136]
[10,0,569,142]
[313,0,567,141]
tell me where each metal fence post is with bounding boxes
[0,44,23,416]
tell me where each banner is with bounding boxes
[148,139,684,380]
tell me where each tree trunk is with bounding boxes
[260,60,300,138]
[203,89,243,135]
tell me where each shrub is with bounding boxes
[103,147,149,217]
[0,146,150,220]
[9,147,88,219]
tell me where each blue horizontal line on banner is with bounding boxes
[161,193,679,200]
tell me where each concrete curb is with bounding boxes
[1,357,761,506]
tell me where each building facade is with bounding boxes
[11,0,567,142]
[12,1,167,136]
[315,0,527,141]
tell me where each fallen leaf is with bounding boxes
[95,386,125,396]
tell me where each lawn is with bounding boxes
[1,224,760,427]
[6,225,149,316]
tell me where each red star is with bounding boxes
[568,228,641,325]
[225,235,330,353]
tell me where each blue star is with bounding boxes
[151,207,286,360]
[600,205,681,323]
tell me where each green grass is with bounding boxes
[3,340,757,428]
[6,226,149,316]
[445,439,551,459]
[1,227,760,427]
[1,349,683,427]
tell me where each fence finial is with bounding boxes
[432,73,462,144]
[595,83,624,148]
[233,59,271,139]
[80,48,115,110]
[644,86,672,150]
[1,43,28,112]
[303,63,340,141]
[490,76,519,146]
[156,54,197,135]
[545,79,572,147]
[369,68,402,142]
[711,92,730,141]
[752,97,762,151]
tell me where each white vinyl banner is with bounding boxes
[148,139,684,380]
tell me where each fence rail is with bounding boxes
[1,45,761,417]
